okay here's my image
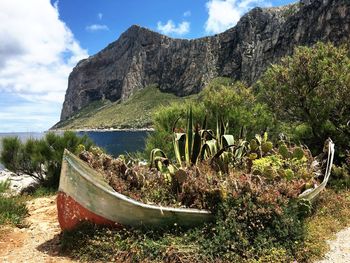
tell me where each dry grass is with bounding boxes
[296,189,350,262]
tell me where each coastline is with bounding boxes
[49,127,155,132]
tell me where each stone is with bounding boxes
[0,169,41,196]
[58,0,350,122]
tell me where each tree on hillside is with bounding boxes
[257,42,350,157]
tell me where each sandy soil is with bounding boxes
[317,227,350,263]
[0,196,76,263]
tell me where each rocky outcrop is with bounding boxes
[60,0,350,121]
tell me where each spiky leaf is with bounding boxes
[185,107,193,165]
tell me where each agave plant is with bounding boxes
[149,148,169,172]
[151,107,248,175]
[149,148,187,185]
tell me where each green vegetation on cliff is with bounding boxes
[53,85,193,130]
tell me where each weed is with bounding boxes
[0,181,28,226]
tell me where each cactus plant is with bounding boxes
[249,153,258,160]
[279,144,290,159]
[262,166,277,179]
[249,132,273,158]
[284,168,295,181]
[292,147,304,160]
[261,141,273,153]
[250,139,259,151]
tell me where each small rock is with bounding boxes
[0,170,42,196]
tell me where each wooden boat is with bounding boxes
[57,149,213,231]
[57,140,335,231]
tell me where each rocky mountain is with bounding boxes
[60,0,350,121]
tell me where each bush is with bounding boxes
[0,137,21,171]
[195,174,306,262]
[0,131,93,189]
[201,79,275,137]
[42,131,93,187]
[329,163,350,190]
[257,42,350,159]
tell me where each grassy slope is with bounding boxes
[54,85,193,130]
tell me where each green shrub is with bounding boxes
[201,80,275,138]
[257,42,350,159]
[0,197,28,226]
[329,164,350,190]
[32,186,57,197]
[197,191,305,262]
[42,131,93,187]
[0,137,21,171]
[0,131,93,189]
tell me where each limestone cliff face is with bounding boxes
[60,0,350,121]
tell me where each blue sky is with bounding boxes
[0,0,295,132]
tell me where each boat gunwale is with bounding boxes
[60,149,212,215]
[298,139,335,201]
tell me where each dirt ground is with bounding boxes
[0,195,349,263]
[317,227,350,263]
[0,196,76,263]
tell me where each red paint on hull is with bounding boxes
[57,191,121,231]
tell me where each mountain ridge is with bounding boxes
[59,0,350,122]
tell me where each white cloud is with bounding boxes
[0,0,88,131]
[157,20,190,36]
[0,100,61,129]
[205,0,271,34]
[97,12,103,20]
[183,10,191,17]
[86,24,109,32]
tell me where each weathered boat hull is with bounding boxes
[57,150,213,231]
[57,191,118,230]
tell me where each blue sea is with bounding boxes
[0,131,150,170]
